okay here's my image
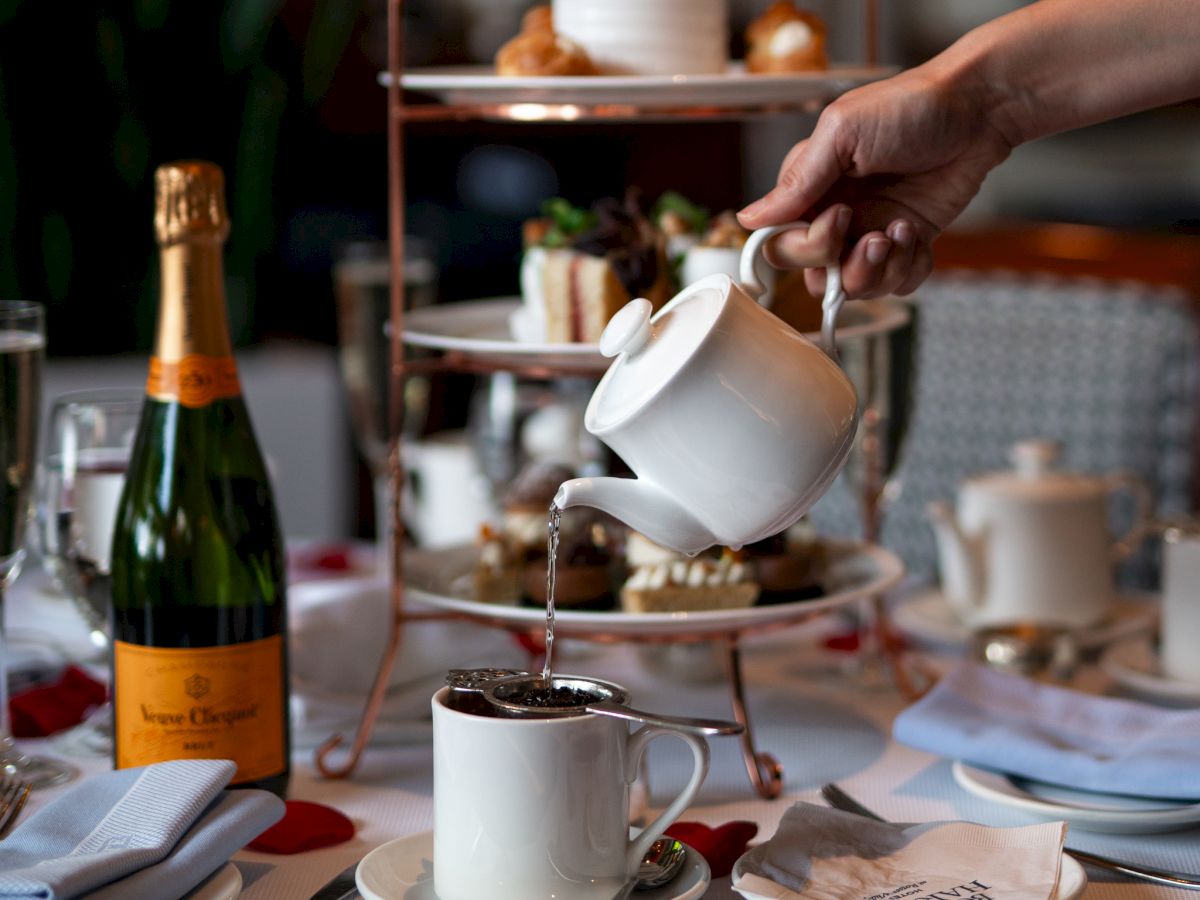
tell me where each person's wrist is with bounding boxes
[934,20,1035,151]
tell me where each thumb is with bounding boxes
[738,132,845,228]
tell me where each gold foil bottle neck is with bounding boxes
[154,160,231,246]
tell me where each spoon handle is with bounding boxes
[586,700,744,736]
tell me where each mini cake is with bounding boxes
[552,0,728,76]
[523,512,618,610]
[495,6,598,77]
[745,1,828,73]
[471,524,522,605]
[744,518,827,603]
[516,194,673,344]
[622,552,759,613]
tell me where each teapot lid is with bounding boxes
[586,275,728,433]
[967,439,1105,501]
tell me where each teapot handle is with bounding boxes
[739,221,846,360]
[1105,472,1154,561]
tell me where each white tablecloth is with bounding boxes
[7,572,1195,899]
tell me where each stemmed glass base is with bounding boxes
[0,737,76,788]
[1,556,79,789]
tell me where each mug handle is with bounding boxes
[1105,472,1153,561]
[739,220,846,360]
[623,726,709,877]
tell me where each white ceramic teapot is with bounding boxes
[927,439,1152,629]
[553,223,859,555]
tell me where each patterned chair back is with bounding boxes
[809,270,1200,589]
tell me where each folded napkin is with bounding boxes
[894,662,1200,800]
[732,803,1066,900]
[9,666,107,738]
[0,759,284,900]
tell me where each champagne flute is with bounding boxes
[333,238,437,566]
[829,299,919,689]
[37,389,142,757]
[0,301,74,787]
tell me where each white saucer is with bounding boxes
[891,589,1157,650]
[731,849,1086,900]
[184,863,242,900]
[952,761,1200,834]
[1099,638,1200,704]
[355,831,710,900]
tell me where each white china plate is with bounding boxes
[405,540,904,639]
[952,762,1200,834]
[355,830,709,900]
[401,296,911,370]
[891,588,1157,651]
[731,850,1085,900]
[387,64,897,110]
[1100,638,1200,703]
[184,863,242,900]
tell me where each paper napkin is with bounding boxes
[893,662,1200,800]
[0,759,284,900]
[732,803,1066,900]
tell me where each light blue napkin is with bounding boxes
[894,663,1200,800]
[0,759,285,900]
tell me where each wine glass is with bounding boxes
[830,299,919,689]
[333,238,437,567]
[0,301,74,787]
[37,388,142,756]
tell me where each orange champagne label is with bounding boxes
[113,635,286,783]
[147,354,241,408]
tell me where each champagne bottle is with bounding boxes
[110,160,290,796]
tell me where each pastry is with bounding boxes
[471,525,522,605]
[523,512,618,610]
[744,518,827,603]
[495,5,598,76]
[745,1,828,73]
[519,193,674,343]
[621,552,759,613]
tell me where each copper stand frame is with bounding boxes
[316,0,888,795]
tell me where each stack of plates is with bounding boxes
[952,761,1200,835]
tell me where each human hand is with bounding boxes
[738,65,1015,299]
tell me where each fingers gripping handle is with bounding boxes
[738,220,846,360]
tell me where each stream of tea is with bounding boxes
[542,503,562,684]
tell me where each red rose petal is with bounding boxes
[665,819,758,879]
[247,800,355,854]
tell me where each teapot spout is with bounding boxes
[554,477,717,556]
[926,501,987,614]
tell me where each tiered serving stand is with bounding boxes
[315,0,903,799]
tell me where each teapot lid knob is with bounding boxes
[1011,439,1061,478]
[600,298,653,358]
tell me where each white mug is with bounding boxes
[1161,525,1200,683]
[432,685,709,900]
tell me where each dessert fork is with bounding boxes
[0,774,30,839]
[820,783,1200,891]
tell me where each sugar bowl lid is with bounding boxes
[966,439,1106,502]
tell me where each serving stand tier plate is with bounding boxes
[315,0,901,799]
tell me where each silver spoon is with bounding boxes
[821,783,1200,891]
[635,837,689,891]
